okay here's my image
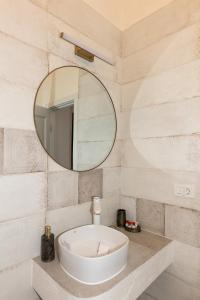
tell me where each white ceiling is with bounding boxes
[83,0,173,30]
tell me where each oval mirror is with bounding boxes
[34,66,117,171]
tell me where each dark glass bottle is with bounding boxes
[41,225,55,262]
[117,209,126,227]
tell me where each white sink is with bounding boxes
[58,225,129,285]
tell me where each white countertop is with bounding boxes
[32,228,175,300]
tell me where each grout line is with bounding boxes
[121,194,200,213]
[0,76,37,92]
[119,58,200,87]
[145,292,158,300]
[120,165,200,177]
[29,0,48,12]
[0,258,31,274]
[0,28,48,54]
[127,96,200,112]
[0,170,46,177]
[122,18,199,58]
[164,202,166,237]
[120,57,200,85]
[0,210,45,225]
[131,132,200,140]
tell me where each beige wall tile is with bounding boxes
[46,202,92,236]
[0,32,48,89]
[103,167,120,199]
[0,79,36,130]
[0,260,40,300]
[146,271,200,300]
[0,129,3,174]
[121,167,200,212]
[167,241,200,290]
[136,198,165,235]
[120,195,136,220]
[121,139,156,169]
[137,293,155,300]
[121,79,143,112]
[132,99,200,138]
[3,129,47,174]
[0,173,46,222]
[122,0,191,57]
[30,0,48,10]
[78,169,103,203]
[122,135,200,172]
[123,59,200,110]
[100,198,120,226]
[48,171,78,209]
[117,112,130,140]
[189,0,200,24]
[122,23,200,83]
[0,213,44,271]
[165,205,200,247]
[124,135,200,172]
[48,0,121,55]
[0,0,48,51]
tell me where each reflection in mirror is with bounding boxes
[34,66,117,171]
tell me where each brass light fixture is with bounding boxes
[60,32,115,65]
[74,45,94,62]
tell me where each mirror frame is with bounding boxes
[33,65,117,172]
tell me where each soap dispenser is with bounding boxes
[92,196,101,225]
[41,225,55,262]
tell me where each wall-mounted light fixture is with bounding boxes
[74,45,94,62]
[60,32,115,66]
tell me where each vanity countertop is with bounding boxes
[32,229,175,300]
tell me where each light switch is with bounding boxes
[174,184,195,198]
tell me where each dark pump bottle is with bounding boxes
[41,225,55,262]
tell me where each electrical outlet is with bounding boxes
[174,184,195,198]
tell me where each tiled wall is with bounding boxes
[0,1,121,299]
[1,1,200,300]
[120,1,200,299]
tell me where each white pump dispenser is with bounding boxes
[92,196,101,225]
